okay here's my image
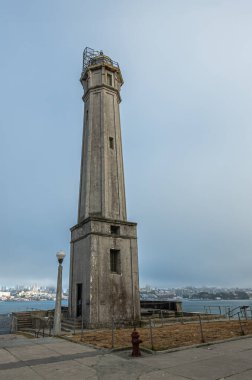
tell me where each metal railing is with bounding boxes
[82,47,119,73]
[32,315,54,338]
[202,305,252,320]
[227,306,251,320]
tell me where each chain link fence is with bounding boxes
[0,314,12,334]
[69,315,252,351]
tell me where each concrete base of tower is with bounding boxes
[68,216,141,326]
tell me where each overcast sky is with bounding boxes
[1,0,252,289]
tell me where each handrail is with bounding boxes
[228,305,250,319]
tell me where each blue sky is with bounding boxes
[1,0,252,289]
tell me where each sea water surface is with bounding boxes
[1,299,252,316]
[0,299,68,315]
[183,299,252,315]
[0,299,252,314]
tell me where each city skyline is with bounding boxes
[1,1,252,288]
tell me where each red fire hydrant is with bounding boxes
[131,328,142,357]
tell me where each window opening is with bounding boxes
[107,73,112,86]
[111,225,120,235]
[110,249,120,274]
[109,137,114,149]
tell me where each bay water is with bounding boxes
[1,299,252,316]
[0,299,68,316]
[183,299,252,315]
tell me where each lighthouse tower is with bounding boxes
[69,48,140,325]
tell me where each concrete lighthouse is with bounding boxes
[69,48,140,325]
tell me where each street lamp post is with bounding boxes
[53,250,66,336]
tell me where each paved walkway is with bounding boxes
[0,334,252,379]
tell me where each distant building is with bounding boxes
[0,291,11,299]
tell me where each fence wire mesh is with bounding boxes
[70,318,252,351]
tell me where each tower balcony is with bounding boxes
[82,47,119,74]
[80,47,123,100]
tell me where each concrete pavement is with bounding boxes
[0,333,252,379]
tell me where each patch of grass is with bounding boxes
[69,320,252,351]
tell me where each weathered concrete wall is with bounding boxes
[69,54,140,325]
[69,236,91,320]
[78,64,127,222]
[69,217,141,324]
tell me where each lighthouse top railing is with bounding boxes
[82,47,119,73]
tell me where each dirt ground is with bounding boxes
[70,320,252,351]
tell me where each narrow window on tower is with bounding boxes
[107,73,112,86]
[109,137,114,149]
[110,249,120,274]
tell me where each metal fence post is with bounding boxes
[111,318,115,348]
[49,317,52,336]
[198,314,205,343]
[228,307,231,320]
[238,313,244,336]
[80,314,84,342]
[149,319,154,350]
[244,307,248,321]
[161,310,164,327]
[181,310,184,324]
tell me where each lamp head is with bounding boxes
[56,250,66,264]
